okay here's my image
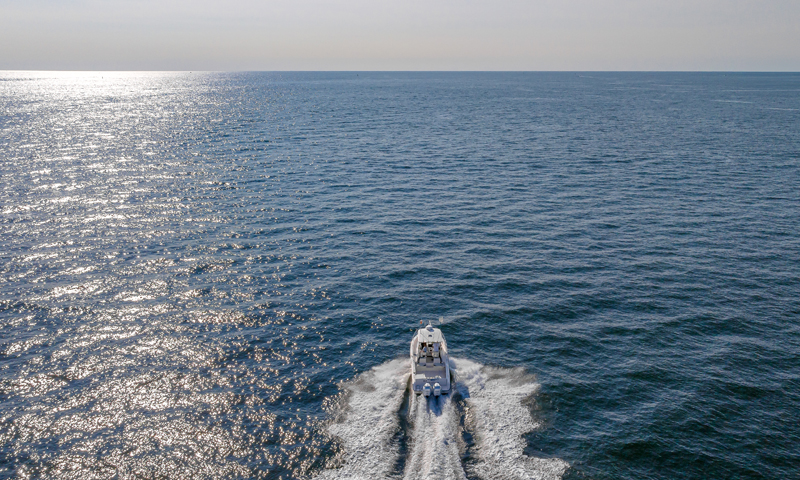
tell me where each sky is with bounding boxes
[1,0,799,71]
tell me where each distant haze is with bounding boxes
[2,0,799,71]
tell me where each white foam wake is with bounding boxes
[315,358,409,480]
[403,394,466,480]
[316,357,568,480]
[453,358,569,480]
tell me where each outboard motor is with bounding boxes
[423,383,432,397]
[433,382,441,397]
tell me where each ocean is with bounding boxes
[1,71,798,479]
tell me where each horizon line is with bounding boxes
[2,69,799,74]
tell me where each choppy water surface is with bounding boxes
[1,72,799,479]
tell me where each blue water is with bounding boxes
[1,71,799,479]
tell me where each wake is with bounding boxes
[315,358,568,480]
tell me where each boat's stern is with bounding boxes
[411,369,451,396]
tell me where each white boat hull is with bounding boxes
[410,324,451,395]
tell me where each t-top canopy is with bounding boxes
[418,326,445,344]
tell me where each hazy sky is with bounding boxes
[2,0,799,71]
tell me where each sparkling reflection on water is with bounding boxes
[2,72,343,478]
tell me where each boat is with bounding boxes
[410,319,451,396]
